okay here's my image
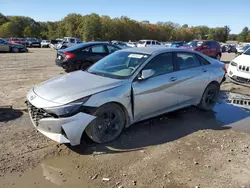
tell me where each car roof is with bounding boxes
[120,47,195,55]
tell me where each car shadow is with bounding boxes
[0,106,23,122]
[70,103,245,155]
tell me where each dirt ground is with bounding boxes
[1,49,250,188]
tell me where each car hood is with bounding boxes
[33,71,123,104]
[233,54,250,66]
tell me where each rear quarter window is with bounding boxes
[196,54,211,65]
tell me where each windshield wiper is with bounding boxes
[88,71,105,77]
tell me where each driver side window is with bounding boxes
[142,52,174,77]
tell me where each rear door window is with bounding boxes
[152,41,156,45]
[106,45,120,53]
[176,52,201,70]
[90,45,107,53]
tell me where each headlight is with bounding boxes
[230,61,237,66]
[43,96,90,117]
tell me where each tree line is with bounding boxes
[0,12,249,43]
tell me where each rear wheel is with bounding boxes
[198,83,220,111]
[80,61,92,70]
[85,103,125,143]
[11,47,19,53]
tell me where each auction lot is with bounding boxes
[1,49,250,188]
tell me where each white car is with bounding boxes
[41,40,51,48]
[227,47,250,86]
[127,42,137,47]
[137,40,163,47]
[237,45,250,54]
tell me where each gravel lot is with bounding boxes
[1,49,250,188]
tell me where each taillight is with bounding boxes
[63,52,75,60]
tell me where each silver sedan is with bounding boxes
[26,47,226,146]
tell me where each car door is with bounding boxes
[132,52,181,122]
[174,52,211,106]
[201,41,213,57]
[0,39,9,52]
[87,45,109,63]
[105,44,121,54]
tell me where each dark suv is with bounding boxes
[181,40,222,60]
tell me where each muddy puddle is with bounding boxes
[214,92,250,132]
[1,92,250,188]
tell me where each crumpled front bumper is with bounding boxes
[29,111,96,146]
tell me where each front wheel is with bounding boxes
[85,103,126,143]
[198,83,220,111]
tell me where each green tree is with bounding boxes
[237,27,249,42]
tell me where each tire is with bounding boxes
[198,83,220,111]
[215,53,221,61]
[80,61,92,70]
[11,47,19,53]
[85,103,126,143]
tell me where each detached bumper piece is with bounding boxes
[27,101,96,145]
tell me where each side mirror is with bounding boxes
[138,69,155,80]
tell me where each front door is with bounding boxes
[132,52,180,122]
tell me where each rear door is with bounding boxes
[132,52,180,121]
[174,52,211,106]
[86,45,109,63]
[105,44,121,54]
[203,41,214,57]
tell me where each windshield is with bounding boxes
[243,47,250,55]
[242,45,250,51]
[87,51,150,79]
[186,41,203,47]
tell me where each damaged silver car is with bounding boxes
[26,47,226,146]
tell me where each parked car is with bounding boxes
[55,42,121,72]
[0,38,28,52]
[26,38,41,47]
[170,41,185,48]
[27,47,225,146]
[56,37,82,49]
[227,44,237,53]
[227,47,250,86]
[237,45,250,55]
[137,40,162,47]
[111,41,131,49]
[127,42,137,47]
[181,40,222,60]
[41,40,51,48]
[8,38,25,45]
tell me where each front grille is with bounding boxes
[26,101,52,126]
[238,65,250,73]
[232,76,250,85]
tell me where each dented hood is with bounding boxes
[33,71,123,104]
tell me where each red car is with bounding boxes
[181,40,222,60]
[8,38,25,45]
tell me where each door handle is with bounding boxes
[169,77,178,82]
[202,68,207,72]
